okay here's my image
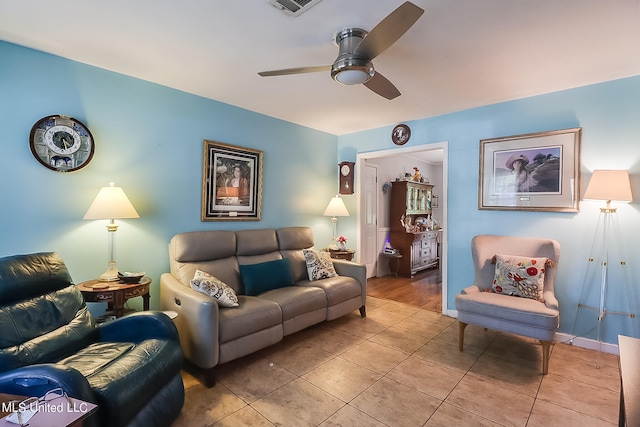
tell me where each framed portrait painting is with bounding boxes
[202,140,263,221]
[479,128,581,212]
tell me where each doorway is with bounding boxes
[355,142,448,314]
[367,269,442,312]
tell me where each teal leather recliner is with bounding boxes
[0,252,184,427]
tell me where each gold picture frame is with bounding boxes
[202,140,263,221]
[479,128,581,212]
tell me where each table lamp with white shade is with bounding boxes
[323,195,349,249]
[84,182,139,282]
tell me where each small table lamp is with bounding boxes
[84,182,140,281]
[323,195,349,248]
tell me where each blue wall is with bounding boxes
[0,41,338,310]
[3,39,640,344]
[339,77,640,344]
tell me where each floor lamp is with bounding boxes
[84,182,140,282]
[323,195,349,249]
[574,170,635,366]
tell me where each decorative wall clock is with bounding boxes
[29,115,95,172]
[391,123,411,145]
[339,161,355,194]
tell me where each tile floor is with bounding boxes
[172,297,620,426]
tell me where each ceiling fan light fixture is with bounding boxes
[257,3,425,98]
[333,68,373,85]
[331,58,374,85]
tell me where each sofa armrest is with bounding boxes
[332,259,367,305]
[0,364,95,402]
[97,311,180,343]
[461,285,481,295]
[160,272,220,369]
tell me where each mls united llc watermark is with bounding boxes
[2,399,91,414]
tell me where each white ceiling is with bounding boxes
[1,0,640,136]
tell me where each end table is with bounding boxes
[77,277,151,318]
[328,249,355,261]
[381,252,403,277]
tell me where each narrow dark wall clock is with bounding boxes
[392,123,411,145]
[29,115,95,172]
[339,161,355,194]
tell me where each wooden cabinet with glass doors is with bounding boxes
[389,180,438,277]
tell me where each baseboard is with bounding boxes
[554,332,619,355]
[444,309,619,355]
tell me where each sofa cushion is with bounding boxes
[175,257,242,294]
[0,252,74,304]
[236,229,279,256]
[190,269,239,307]
[218,296,282,343]
[492,254,548,300]
[277,227,315,250]
[303,248,338,281]
[278,227,313,283]
[281,249,309,283]
[170,230,237,263]
[58,339,183,427]
[455,292,558,330]
[240,258,295,296]
[0,285,94,372]
[298,276,362,306]
[259,286,327,321]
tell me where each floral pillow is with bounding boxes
[303,248,338,281]
[190,269,239,307]
[492,254,549,301]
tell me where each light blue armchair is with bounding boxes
[455,235,561,374]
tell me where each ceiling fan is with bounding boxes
[258,1,424,100]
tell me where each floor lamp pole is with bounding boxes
[574,203,636,367]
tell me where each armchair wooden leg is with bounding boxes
[458,321,468,351]
[359,305,366,318]
[541,340,552,375]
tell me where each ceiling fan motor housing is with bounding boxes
[331,28,374,85]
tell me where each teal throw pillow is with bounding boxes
[240,258,294,296]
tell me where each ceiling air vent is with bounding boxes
[269,0,323,16]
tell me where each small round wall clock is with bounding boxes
[29,115,95,172]
[391,123,411,145]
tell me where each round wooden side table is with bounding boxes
[328,249,355,261]
[77,277,151,318]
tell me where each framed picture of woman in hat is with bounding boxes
[479,128,581,212]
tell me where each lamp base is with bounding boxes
[98,261,120,282]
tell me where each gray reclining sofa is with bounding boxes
[160,226,366,386]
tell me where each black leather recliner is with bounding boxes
[0,252,184,427]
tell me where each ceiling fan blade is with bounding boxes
[258,65,331,77]
[355,1,424,60]
[363,72,401,100]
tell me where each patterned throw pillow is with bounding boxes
[190,269,239,307]
[492,254,548,301]
[303,248,337,281]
